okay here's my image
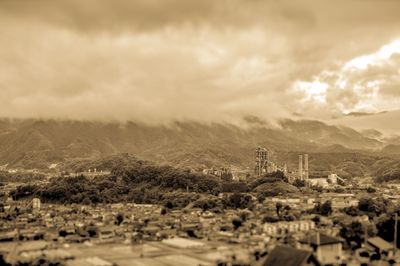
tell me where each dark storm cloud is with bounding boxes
[1,0,400,131]
[0,0,316,33]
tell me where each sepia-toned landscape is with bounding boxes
[1,1,400,265]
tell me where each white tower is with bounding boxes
[299,155,303,180]
[304,154,309,180]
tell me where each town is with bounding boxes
[0,148,400,266]
[2,1,400,265]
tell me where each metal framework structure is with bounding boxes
[254,147,268,176]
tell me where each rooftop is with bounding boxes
[367,237,393,251]
[299,233,343,246]
[259,246,320,266]
[161,237,205,249]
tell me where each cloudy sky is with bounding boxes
[1,0,400,133]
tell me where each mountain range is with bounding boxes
[0,118,399,178]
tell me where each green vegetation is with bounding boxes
[376,214,400,248]
[339,221,366,249]
[371,158,400,183]
[342,197,388,218]
[0,171,45,183]
[375,170,400,183]
[9,159,300,211]
[312,200,333,216]
[249,171,287,190]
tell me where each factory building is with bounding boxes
[254,147,268,176]
[203,167,232,179]
[254,147,288,178]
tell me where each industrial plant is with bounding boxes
[253,147,345,188]
[254,147,288,178]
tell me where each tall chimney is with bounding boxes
[299,155,303,180]
[304,154,309,180]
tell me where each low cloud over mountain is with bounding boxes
[0,118,395,170]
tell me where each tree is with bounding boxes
[86,225,98,237]
[262,215,279,223]
[223,193,253,209]
[59,230,68,237]
[293,179,305,188]
[320,200,333,216]
[257,193,266,204]
[82,198,91,205]
[376,214,400,248]
[164,201,174,209]
[192,196,221,211]
[232,217,243,230]
[221,182,248,193]
[265,170,287,181]
[115,212,124,225]
[340,222,364,249]
[312,186,323,193]
[313,200,332,216]
[343,206,362,216]
[283,205,291,215]
[358,197,387,218]
[276,202,283,217]
[312,215,321,225]
[239,210,251,222]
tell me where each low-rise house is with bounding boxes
[264,221,315,236]
[0,230,17,242]
[158,228,177,239]
[366,237,394,257]
[298,233,343,265]
[331,198,359,209]
[141,225,160,240]
[98,226,116,240]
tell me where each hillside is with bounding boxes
[10,156,297,208]
[0,118,398,175]
[382,144,400,155]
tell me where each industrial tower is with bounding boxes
[254,147,268,176]
[298,154,309,180]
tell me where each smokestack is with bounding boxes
[304,154,309,180]
[299,155,303,180]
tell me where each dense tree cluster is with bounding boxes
[192,195,221,211]
[12,176,211,206]
[292,179,305,188]
[220,181,248,193]
[10,184,40,200]
[221,193,254,209]
[357,197,388,218]
[0,171,45,183]
[312,200,333,216]
[376,214,400,248]
[339,221,365,249]
[376,170,400,183]
[249,171,287,190]
[8,158,302,211]
[115,164,220,194]
[9,161,260,211]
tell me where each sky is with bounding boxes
[1,0,400,133]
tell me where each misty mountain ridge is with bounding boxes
[0,117,398,170]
